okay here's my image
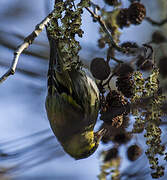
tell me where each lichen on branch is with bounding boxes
[47,0,90,70]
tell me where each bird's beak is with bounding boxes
[95,128,106,140]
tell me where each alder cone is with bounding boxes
[98,38,106,49]
[90,58,110,80]
[100,115,130,144]
[115,63,134,77]
[100,90,129,125]
[113,131,132,144]
[151,31,166,44]
[121,41,138,49]
[116,8,131,29]
[128,2,146,25]
[116,73,134,98]
[120,41,139,55]
[127,144,142,161]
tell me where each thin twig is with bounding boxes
[85,7,125,52]
[0,30,49,59]
[110,56,124,64]
[0,9,55,83]
[102,73,116,87]
[90,1,100,10]
[145,16,167,26]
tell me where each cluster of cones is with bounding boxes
[116,2,146,29]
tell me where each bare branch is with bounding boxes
[85,7,125,52]
[0,9,55,83]
[0,30,49,60]
[102,73,116,87]
[145,16,167,26]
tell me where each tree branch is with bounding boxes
[145,16,167,26]
[85,7,125,52]
[0,9,55,83]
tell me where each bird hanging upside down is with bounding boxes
[45,30,106,159]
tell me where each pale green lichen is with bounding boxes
[131,68,166,178]
[47,0,90,70]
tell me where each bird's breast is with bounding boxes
[45,94,96,143]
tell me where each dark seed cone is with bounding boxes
[103,148,118,162]
[151,31,166,44]
[120,41,139,55]
[113,131,132,144]
[127,144,142,161]
[106,90,127,107]
[90,58,111,80]
[122,115,130,129]
[116,8,131,29]
[112,115,123,128]
[116,63,134,77]
[121,41,138,49]
[100,115,130,144]
[98,38,106,49]
[111,114,130,128]
[100,123,120,144]
[116,73,134,98]
[104,0,120,6]
[100,90,130,124]
[136,55,153,71]
[128,2,146,25]
[158,56,167,78]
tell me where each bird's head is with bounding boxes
[62,128,106,159]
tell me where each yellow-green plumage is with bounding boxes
[45,34,102,159]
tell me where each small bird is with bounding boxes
[45,32,106,159]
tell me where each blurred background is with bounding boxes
[0,0,166,179]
